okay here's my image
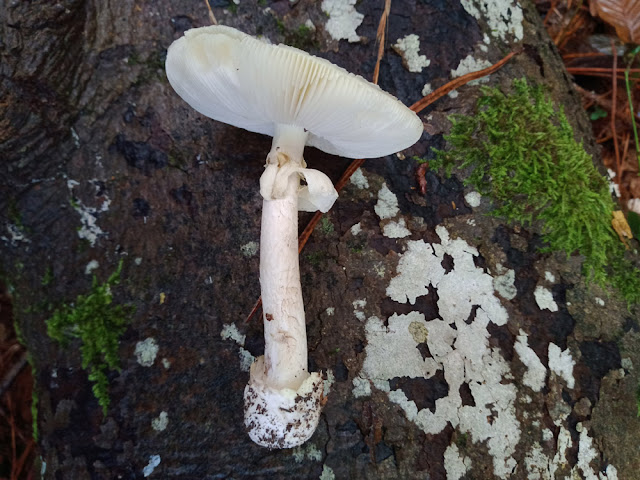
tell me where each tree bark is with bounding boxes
[1,0,638,479]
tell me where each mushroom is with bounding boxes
[165,25,423,448]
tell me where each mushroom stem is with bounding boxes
[260,170,308,390]
[244,125,325,448]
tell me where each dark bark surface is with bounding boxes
[1,0,639,479]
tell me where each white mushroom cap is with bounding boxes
[165,25,423,159]
[244,357,324,449]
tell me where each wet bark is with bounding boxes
[2,0,639,479]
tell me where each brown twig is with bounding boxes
[410,49,521,113]
[416,162,429,195]
[611,40,621,179]
[372,0,392,85]
[0,350,27,399]
[562,52,607,60]
[543,0,560,25]
[568,67,640,74]
[204,0,217,25]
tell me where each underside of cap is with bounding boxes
[244,357,324,449]
[165,25,423,159]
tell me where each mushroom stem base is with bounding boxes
[244,356,324,449]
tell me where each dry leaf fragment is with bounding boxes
[612,210,633,248]
[590,0,640,44]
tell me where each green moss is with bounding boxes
[431,79,640,305]
[348,239,365,253]
[455,432,468,449]
[41,267,53,287]
[46,260,133,414]
[305,251,325,267]
[8,199,23,228]
[319,217,334,235]
[276,19,317,50]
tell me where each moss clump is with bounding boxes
[276,19,317,50]
[46,260,133,414]
[31,379,38,440]
[319,216,335,235]
[431,79,640,304]
[41,267,53,287]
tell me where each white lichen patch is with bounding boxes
[220,323,255,372]
[382,218,411,238]
[386,240,445,304]
[240,241,259,257]
[393,34,431,73]
[350,168,369,189]
[353,299,367,321]
[292,443,323,463]
[2,224,30,245]
[422,83,433,96]
[493,265,517,300]
[143,455,161,477]
[319,464,335,480]
[220,323,246,346]
[361,313,440,383]
[464,191,482,207]
[548,343,575,389]
[161,358,171,369]
[324,369,335,397]
[575,426,618,480]
[595,297,605,306]
[444,443,471,480]
[367,226,521,477]
[451,54,493,84]
[152,411,168,432]
[85,260,99,275]
[448,90,459,99]
[544,271,556,283]
[534,285,558,312]
[460,0,524,41]
[321,0,363,43]
[350,222,362,235]
[74,201,106,246]
[135,338,159,367]
[514,330,546,392]
[237,349,255,372]
[375,183,400,220]
[66,179,110,247]
[352,374,371,398]
[524,442,556,479]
